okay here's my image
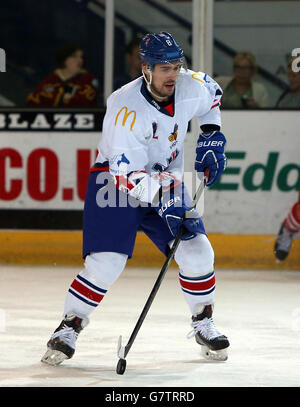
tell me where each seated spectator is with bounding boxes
[215,51,269,109]
[114,37,142,90]
[27,43,99,107]
[276,56,300,108]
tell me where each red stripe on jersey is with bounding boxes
[284,202,300,232]
[70,279,104,303]
[90,166,109,172]
[211,101,220,110]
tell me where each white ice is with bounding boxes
[0,265,300,387]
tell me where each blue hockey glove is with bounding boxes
[155,182,204,241]
[195,131,227,187]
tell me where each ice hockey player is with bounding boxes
[274,194,300,261]
[41,32,230,366]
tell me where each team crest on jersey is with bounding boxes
[117,153,130,167]
[169,123,178,142]
[152,122,158,139]
[110,153,130,169]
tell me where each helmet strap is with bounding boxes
[142,65,169,102]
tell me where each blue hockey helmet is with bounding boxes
[139,32,185,68]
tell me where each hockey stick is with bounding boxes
[116,174,207,375]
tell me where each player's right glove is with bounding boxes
[195,131,227,187]
[155,176,203,240]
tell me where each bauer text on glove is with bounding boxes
[194,131,227,187]
[155,183,204,240]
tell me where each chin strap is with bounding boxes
[142,67,169,102]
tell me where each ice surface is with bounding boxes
[0,265,300,387]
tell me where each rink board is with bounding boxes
[0,110,299,235]
[0,110,299,270]
[1,230,299,270]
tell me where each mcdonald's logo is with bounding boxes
[114,106,136,131]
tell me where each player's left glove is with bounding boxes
[155,177,204,241]
[195,131,227,187]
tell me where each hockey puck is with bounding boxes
[116,358,126,375]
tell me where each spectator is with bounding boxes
[26,43,99,107]
[215,51,269,109]
[114,37,142,90]
[276,56,300,108]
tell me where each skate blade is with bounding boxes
[201,345,228,361]
[41,349,68,366]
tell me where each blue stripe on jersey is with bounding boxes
[76,274,107,294]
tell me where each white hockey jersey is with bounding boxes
[96,69,222,199]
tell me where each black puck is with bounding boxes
[116,358,126,375]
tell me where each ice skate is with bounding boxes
[41,312,89,366]
[187,305,229,361]
[274,222,294,261]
